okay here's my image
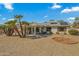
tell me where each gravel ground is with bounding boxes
[0,34,79,56]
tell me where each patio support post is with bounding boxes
[31,27,33,34]
[39,27,42,33]
[44,27,47,32]
[27,27,29,34]
[34,26,36,35]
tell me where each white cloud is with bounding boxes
[68,17,75,20]
[8,18,14,21]
[61,8,72,13]
[0,15,2,17]
[44,15,48,18]
[3,3,14,10]
[51,3,61,9]
[2,18,6,20]
[61,6,79,13]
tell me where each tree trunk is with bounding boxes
[19,18,24,37]
[14,26,22,37]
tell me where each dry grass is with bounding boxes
[0,34,79,55]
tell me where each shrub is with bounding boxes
[47,31,53,35]
[68,29,79,35]
[64,32,67,35]
[56,32,60,34]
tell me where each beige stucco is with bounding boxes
[51,27,57,34]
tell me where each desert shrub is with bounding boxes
[50,31,53,34]
[47,31,53,35]
[68,29,79,35]
[56,32,60,34]
[64,32,67,35]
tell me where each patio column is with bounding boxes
[31,27,33,34]
[26,27,28,34]
[34,26,36,35]
[43,27,47,32]
[39,27,42,33]
[27,27,29,34]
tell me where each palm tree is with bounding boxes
[14,15,24,37]
[14,15,30,38]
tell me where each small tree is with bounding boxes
[3,20,17,36]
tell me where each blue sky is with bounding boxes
[0,3,79,24]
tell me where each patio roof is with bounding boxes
[28,22,70,27]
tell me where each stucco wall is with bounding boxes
[51,28,57,34]
[51,27,70,34]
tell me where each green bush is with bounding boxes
[68,29,79,35]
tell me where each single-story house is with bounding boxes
[23,20,70,35]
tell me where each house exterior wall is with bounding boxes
[75,28,79,31]
[51,27,70,34]
[51,27,57,34]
